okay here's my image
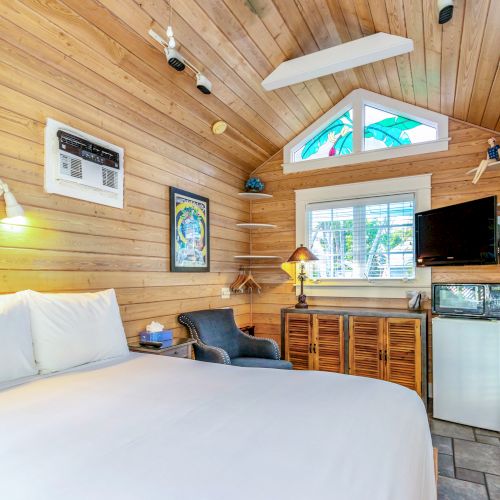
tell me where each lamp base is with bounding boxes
[295,294,309,309]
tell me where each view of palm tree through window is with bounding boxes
[307,196,415,280]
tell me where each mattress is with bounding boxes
[0,354,436,500]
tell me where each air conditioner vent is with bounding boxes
[60,153,83,179]
[102,168,118,189]
[45,118,124,208]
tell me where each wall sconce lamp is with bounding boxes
[0,178,24,223]
[286,244,318,309]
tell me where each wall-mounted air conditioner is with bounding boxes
[44,119,124,208]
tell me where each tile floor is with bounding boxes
[430,418,500,499]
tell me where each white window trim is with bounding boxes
[295,174,432,299]
[284,89,449,174]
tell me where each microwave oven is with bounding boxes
[432,284,500,318]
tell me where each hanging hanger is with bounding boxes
[237,270,262,293]
[230,268,248,292]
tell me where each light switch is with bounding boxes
[221,287,231,299]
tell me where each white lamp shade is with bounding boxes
[3,191,24,218]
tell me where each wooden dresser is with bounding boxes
[282,307,427,402]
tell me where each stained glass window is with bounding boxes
[293,109,353,162]
[363,105,437,151]
[287,91,446,168]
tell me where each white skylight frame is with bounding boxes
[283,89,449,174]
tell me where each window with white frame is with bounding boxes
[295,175,432,298]
[307,194,415,280]
[284,89,448,174]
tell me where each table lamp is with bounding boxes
[287,244,318,309]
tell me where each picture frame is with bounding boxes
[169,187,210,272]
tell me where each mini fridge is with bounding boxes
[433,317,500,431]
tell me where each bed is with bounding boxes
[0,353,436,500]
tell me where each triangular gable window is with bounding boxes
[285,90,448,174]
[363,105,437,150]
[295,109,353,162]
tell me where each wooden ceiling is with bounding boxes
[153,0,499,153]
[2,0,499,175]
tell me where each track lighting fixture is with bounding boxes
[166,47,185,71]
[166,1,176,48]
[147,0,212,95]
[437,0,454,24]
[196,73,212,95]
[148,29,212,95]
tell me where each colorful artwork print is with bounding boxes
[170,187,210,272]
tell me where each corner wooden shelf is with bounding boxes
[233,192,280,326]
[236,223,277,229]
[237,192,273,200]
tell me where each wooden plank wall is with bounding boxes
[250,119,500,356]
[0,1,253,341]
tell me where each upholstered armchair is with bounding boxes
[178,309,292,370]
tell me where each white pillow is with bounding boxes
[0,293,37,382]
[26,289,128,373]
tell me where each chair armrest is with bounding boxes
[193,343,231,364]
[236,331,281,360]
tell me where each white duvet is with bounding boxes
[0,354,436,500]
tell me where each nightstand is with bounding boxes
[128,337,195,359]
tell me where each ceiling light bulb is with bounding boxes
[166,25,174,38]
[168,37,176,49]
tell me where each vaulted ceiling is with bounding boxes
[156,0,499,149]
[3,0,498,174]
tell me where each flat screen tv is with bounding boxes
[415,196,498,266]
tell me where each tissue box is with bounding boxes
[139,330,173,342]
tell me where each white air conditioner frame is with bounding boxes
[44,118,124,209]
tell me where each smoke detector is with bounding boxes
[212,121,228,135]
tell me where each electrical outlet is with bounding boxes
[221,287,231,299]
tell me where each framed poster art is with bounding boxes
[170,187,210,272]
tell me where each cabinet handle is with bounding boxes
[309,343,312,354]
[313,344,317,354]
[384,350,388,362]
[379,349,383,361]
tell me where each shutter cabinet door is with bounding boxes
[348,316,384,379]
[313,315,344,373]
[285,313,312,370]
[385,318,422,395]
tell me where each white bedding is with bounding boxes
[0,354,436,500]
